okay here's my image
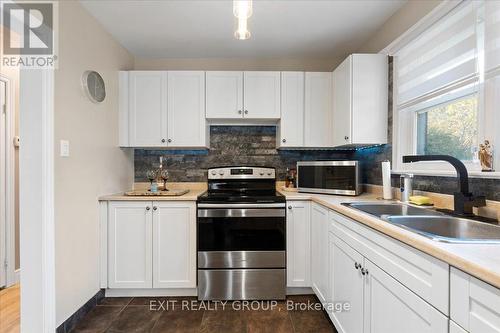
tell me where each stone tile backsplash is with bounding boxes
[134,126,353,182]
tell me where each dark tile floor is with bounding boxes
[70,295,338,333]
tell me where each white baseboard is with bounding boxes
[286,287,313,295]
[14,269,20,284]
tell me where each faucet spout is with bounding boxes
[402,155,485,216]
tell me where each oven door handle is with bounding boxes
[197,203,285,208]
[198,208,285,218]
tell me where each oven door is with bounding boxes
[197,203,286,269]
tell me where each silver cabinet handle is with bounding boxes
[161,139,166,143]
[153,206,158,211]
[288,206,292,210]
[238,110,242,114]
[244,110,248,114]
[354,262,361,270]
[167,139,172,143]
[282,139,286,143]
[146,206,151,211]
[344,136,349,141]
[361,268,369,275]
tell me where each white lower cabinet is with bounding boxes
[108,201,153,288]
[329,234,364,333]
[311,202,330,303]
[328,232,447,333]
[286,201,311,287]
[363,259,448,333]
[153,202,196,288]
[450,267,500,332]
[107,201,196,289]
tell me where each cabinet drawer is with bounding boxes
[329,210,449,314]
[451,267,500,332]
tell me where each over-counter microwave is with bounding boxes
[296,161,362,196]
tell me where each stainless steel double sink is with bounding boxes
[342,202,500,244]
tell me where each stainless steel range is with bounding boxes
[197,166,286,300]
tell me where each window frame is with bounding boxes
[388,0,500,179]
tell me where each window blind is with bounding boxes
[395,1,478,108]
[485,0,500,75]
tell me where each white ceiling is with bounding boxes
[80,0,405,59]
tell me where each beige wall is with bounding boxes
[358,0,442,53]
[54,1,134,326]
[134,56,344,71]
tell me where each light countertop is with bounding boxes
[278,188,500,289]
[98,182,206,201]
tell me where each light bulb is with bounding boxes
[233,0,252,19]
[235,17,251,40]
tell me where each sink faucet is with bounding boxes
[402,155,486,216]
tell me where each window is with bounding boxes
[392,0,500,175]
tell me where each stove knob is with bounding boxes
[259,171,265,176]
[219,170,225,176]
[267,172,272,176]
[211,170,217,176]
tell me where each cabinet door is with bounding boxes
[286,201,310,287]
[330,235,364,333]
[311,203,329,303]
[206,71,243,119]
[108,201,152,288]
[129,71,168,147]
[351,54,388,145]
[167,71,206,147]
[243,71,281,119]
[304,72,333,147]
[451,267,500,333]
[332,56,352,146]
[152,202,196,288]
[278,72,304,147]
[363,259,448,333]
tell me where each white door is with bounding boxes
[129,71,168,146]
[304,72,333,147]
[167,71,206,147]
[330,235,364,333]
[311,203,329,303]
[332,56,352,146]
[152,202,196,288]
[363,259,448,333]
[108,201,153,288]
[243,71,281,119]
[0,80,6,288]
[206,71,243,119]
[286,201,310,287]
[279,72,304,147]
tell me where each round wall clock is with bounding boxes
[82,70,106,103]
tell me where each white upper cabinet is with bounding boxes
[304,72,334,147]
[120,71,208,148]
[167,71,206,147]
[332,54,388,146]
[243,71,281,119]
[277,72,305,148]
[205,71,243,119]
[128,71,168,147]
[205,71,280,120]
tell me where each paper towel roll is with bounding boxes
[381,161,393,200]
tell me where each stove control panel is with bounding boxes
[208,167,276,180]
